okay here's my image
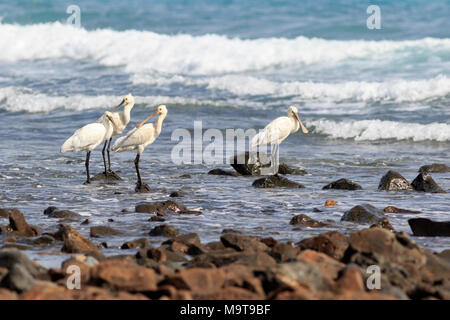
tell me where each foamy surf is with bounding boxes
[1,22,449,75]
[310,119,450,142]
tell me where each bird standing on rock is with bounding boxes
[61,111,120,184]
[98,93,135,175]
[250,106,309,175]
[112,105,168,192]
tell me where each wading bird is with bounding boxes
[112,105,168,190]
[61,111,120,184]
[250,106,308,175]
[99,93,135,174]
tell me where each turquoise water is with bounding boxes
[0,0,448,266]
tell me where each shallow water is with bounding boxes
[0,0,449,267]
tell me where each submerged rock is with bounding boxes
[44,207,81,219]
[290,214,327,228]
[135,183,152,193]
[91,171,122,181]
[136,200,201,215]
[90,226,122,238]
[419,163,450,173]
[341,204,384,224]
[149,224,180,238]
[411,173,446,193]
[378,170,413,191]
[121,238,150,250]
[231,152,307,176]
[0,209,9,219]
[252,174,304,188]
[408,218,450,237]
[322,178,362,190]
[383,206,421,214]
[370,217,395,232]
[208,168,241,176]
[324,200,337,208]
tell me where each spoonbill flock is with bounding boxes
[60,95,308,190]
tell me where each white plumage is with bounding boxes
[97,93,135,173]
[250,106,308,175]
[61,111,118,184]
[112,105,168,189]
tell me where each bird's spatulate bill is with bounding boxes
[136,110,158,128]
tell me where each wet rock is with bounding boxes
[169,191,185,198]
[252,174,304,188]
[2,244,34,250]
[136,200,200,215]
[419,163,450,173]
[59,224,100,254]
[278,163,307,175]
[135,182,152,193]
[0,209,9,218]
[411,172,446,193]
[370,217,395,232]
[341,204,384,224]
[90,226,122,238]
[81,219,90,225]
[121,238,150,250]
[9,209,41,237]
[149,216,165,222]
[290,214,327,228]
[33,235,56,245]
[90,259,158,292]
[137,247,187,264]
[322,178,362,190]
[149,224,180,238]
[297,231,349,261]
[179,174,191,179]
[378,170,413,191]
[220,233,269,252]
[187,250,276,269]
[208,168,241,176]
[43,207,81,219]
[324,199,337,208]
[91,171,122,181]
[383,206,421,214]
[163,233,201,247]
[408,218,450,237]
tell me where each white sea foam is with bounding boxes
[1,22,449,75]
[310,119,450,142]
[144,74,450,103]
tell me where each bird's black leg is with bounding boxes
[101,140,108,174]
[134,153,141,188]
[107,138,113,172]
[85,151,91,184]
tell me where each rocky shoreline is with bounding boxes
[0,162,449,300]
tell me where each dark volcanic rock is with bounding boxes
[341,204,384,224]
[411,173,446,193]
[208,168,240,176]
[252,174,304,188]
[91,171,122,181]
[135,183,152,193]
[44,207,81,219]
[136,200,201,215]
[230,152,307,176]
[149,224,180,238]
[383,206,421,214]
[59,224,101,254]
[322,178,362,190]
[378,170,413,191]
[290,214,327,228]
[297,231,349,261]
[419,164,450,173]
[408,218,450,237]
[9,209,40,237]
[90,226,122,238]
[169,191,185,198]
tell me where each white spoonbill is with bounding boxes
[112,105,168,190]
[98,93,135,173]
[250,106,308,175]
[61,111,120,184]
